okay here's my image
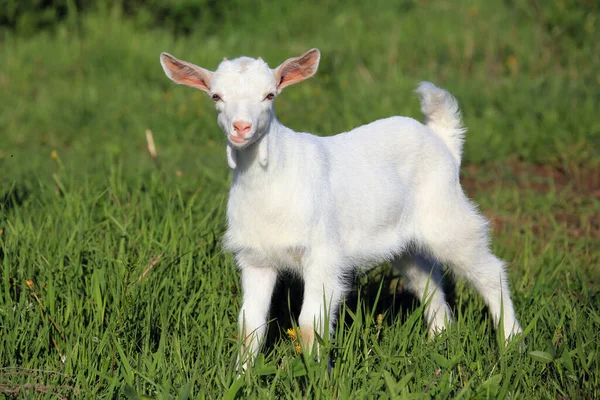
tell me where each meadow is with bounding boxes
[1,0,599,398]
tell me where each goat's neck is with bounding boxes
[232,116,287,186]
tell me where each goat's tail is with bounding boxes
[415,82,466,165]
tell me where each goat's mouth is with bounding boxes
[228,134,252,147]
[229,135,247,144]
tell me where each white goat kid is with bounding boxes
[160,48,522,365]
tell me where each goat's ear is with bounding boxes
[160,52,213,93]
[273,48,320,92]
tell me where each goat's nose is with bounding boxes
[233,121,253,138]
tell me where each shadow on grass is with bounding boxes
[263,267,496,353]
[264,269,460,350]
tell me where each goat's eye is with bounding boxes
[212,94,222,102]
[265,93,275,101]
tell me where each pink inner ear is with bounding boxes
[177,73,209,91]
[279,65,311,87]
[164,56,211,92]
[277,50,319,90]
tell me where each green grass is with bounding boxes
[1,1,599,398]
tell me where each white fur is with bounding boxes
[160,49,523,366]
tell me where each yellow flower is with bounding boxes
[467,7,479,17]
[286,328,302,355]
[506,55,518,74]
[51,150,58,160]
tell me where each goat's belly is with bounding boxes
[337,191,416,264]
[344,228,413,266]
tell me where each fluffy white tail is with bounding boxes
[415,82,466,165]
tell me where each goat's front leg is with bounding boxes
[298,257,345,354]
[237,262,277,368]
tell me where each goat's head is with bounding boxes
[160,49,320,149]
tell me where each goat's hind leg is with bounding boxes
[423,197,522,341]
[393,254,452,337]
[457,250,522,340]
